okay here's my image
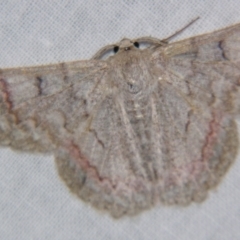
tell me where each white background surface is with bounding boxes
[1,1,240,239]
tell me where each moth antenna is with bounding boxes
[163,17,200,42]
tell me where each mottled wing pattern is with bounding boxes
[1,23,240,218]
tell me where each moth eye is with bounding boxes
[134,42,140,48]
[113,46,119,53]
[134,41,153,50]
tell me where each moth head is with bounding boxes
[92,37,163,60]
[117,38,139,51]
[92,38,139,60]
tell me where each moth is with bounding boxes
[1,20,240,218]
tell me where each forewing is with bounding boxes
[161,22,240,114]
[0,60,107,152]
